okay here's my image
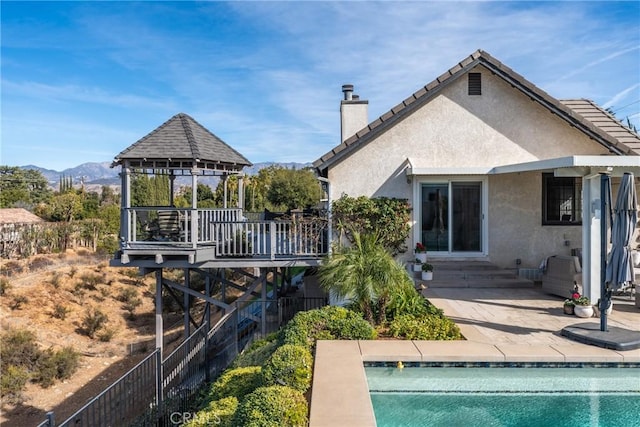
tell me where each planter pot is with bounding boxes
[574,305,594,318]
[413,263,423,272]
[415,253,428,263]
[563,305,574,315]
[421,271,433,281]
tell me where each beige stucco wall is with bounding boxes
[327,64,611,268]
[488,172,583,269]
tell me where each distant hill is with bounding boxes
[21,161,312,188]
[22,162,117,187]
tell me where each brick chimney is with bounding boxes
[340,84,368,143]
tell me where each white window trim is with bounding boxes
[412,175,489,258]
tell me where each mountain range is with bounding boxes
[22,161,312,187]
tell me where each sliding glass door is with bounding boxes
[420,180,483,253]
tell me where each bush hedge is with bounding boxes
[233,385,308,427]
[388,314,462,340]
[185,396,238,427]
[206,366,263,401]
[261,344,312,392]
[232,333,280,368]
[281,305,376,350]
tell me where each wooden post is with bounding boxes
[191,170,198,248]
[155,269,163,353]
[184,268,190,339]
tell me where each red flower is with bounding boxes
[572,292,580,300]
[415,243,426,252]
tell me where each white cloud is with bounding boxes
[2,1,638,168]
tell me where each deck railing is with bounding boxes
[123,208,328,258]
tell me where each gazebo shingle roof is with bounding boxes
[113,113,252,169]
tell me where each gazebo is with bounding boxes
[109,113,328,355]
[112,112,327,267]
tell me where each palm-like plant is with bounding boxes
[318,231,409,325]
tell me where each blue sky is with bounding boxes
[1,1,639,171]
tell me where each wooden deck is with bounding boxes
[113,207,328,267]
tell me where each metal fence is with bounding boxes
[37,296,326,427]
[38,351,160,427]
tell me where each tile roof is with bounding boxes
[0,208,44,225]
[560,99,640,153]
[314,50,640,172]
[114,113,252,169]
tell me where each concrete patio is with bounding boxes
[308,287,640,427]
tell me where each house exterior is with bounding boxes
[314,50,640,302]
[0,208,45,258]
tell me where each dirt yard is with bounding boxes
[0,250,159,427]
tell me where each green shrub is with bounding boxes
[207,366,263,401]
[233,385,308,427]
[0,329,80,395]
[97,328,115,342]
[52,303,70,320]
[117,287,142,318]
[389,314,462,340]
[96,235,119,256]
[79,272,102,290]
[282,305,376,350]
[232,334,280,368]
[51,346,80,380]
[0,365,30,404]
[0,328,40,369]
[35,348,59,387]
[386,282,430,320]
[116,286,137,302]
[81,307,109,338]
[185,396,238,427]
[261,344,312,392]
[32,346,81,388]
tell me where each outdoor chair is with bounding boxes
[157,211,181,241]
[541,255,582,298]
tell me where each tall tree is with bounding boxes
[130,171,170,206]
[0,166,52,208]
[266,167,322,211]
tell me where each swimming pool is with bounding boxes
[366,363,640,427]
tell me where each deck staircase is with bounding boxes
[416,260,535,288]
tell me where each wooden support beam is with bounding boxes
[162,278,232,311]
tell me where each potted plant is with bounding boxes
[421,263,434,281]
[415,242,427,263]
[573,296,593,318]
[412,258,423,272]
[563,299,575,315]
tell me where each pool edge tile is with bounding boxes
[413,340,506,362]
[497,344,566,362]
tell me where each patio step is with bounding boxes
[413,261,534,288]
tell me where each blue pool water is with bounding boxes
[366,365,640,427]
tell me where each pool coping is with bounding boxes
[308,340,640,427]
